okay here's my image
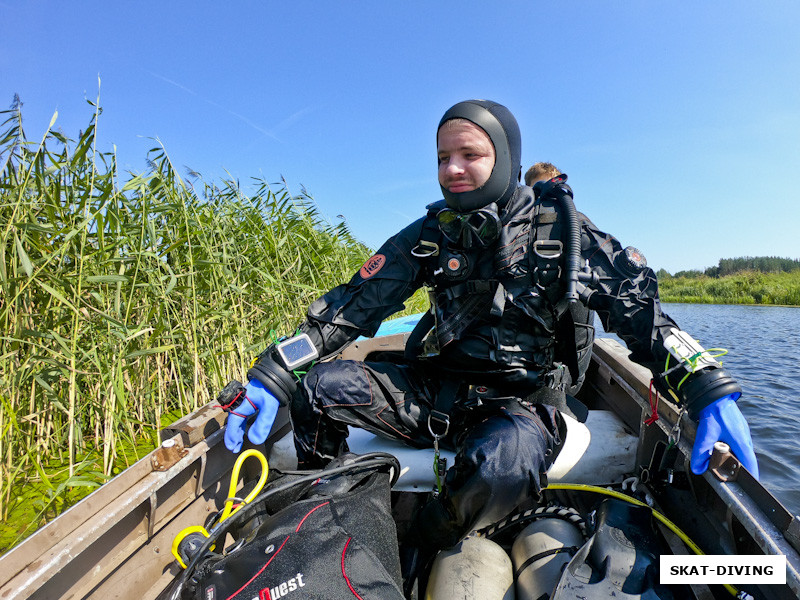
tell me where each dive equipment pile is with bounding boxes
[166,449,753,600]
[166,452,402,600]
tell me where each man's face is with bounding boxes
[437,120,495,195]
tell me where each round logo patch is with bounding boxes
[447,257,461,272]
[624,246,647,270]
[360,254,386,279]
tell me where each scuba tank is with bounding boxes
[511,516,584,600]
[426,535,515,599]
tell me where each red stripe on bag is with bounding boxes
[296,501,330,531]
[341,537,364,599]
[226,535,289,600]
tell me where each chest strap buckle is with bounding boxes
[533,239,563,259]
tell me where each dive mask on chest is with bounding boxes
[437,203,501,249]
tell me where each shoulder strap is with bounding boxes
[411,210,442,260]
[530,200,567,310]
[404,311,435,359]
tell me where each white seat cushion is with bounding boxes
[267,410,638,492]
[346,410,637,491]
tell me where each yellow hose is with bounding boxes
[220,449,269,522]
[545,483,739,597]
[172,449,269,568]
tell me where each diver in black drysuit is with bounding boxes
[223,100,758,558]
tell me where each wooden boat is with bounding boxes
[1,323,798,600]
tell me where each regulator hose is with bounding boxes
[533,175,582,303]
[557,184,582,303]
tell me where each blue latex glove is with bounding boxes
[223,380,280,453]
[690,394,759,479]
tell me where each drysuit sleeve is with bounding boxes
[297,217,428,359]
[578,216,740,419]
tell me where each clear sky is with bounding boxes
[2,1,798,273]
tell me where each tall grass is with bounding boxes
[0,98,386,547]
[659,270,800,305]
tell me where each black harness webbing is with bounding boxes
[523,386,588,423]
[404,310,435,360]
[434,291,492,349]
[428,379,461,437]
[555,304,580,382]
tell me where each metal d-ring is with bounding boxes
[428,412,450,439]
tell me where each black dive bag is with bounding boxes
[180,454,404,600]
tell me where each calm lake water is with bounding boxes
[597,302,800,518]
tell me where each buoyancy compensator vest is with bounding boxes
[409,183,594,393]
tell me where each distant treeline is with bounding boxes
[657,256,800,280]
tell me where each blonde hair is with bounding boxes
[524,162,561,186]
[438,117,473,133]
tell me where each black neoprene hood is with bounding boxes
[438,100,522,212]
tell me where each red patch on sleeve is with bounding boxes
[359,254,386,279]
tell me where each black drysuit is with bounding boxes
[288,184,682,545]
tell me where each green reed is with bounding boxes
[0,97,409,547]
[659,270,800,306]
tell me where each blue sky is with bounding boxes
[2,1,798,273]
